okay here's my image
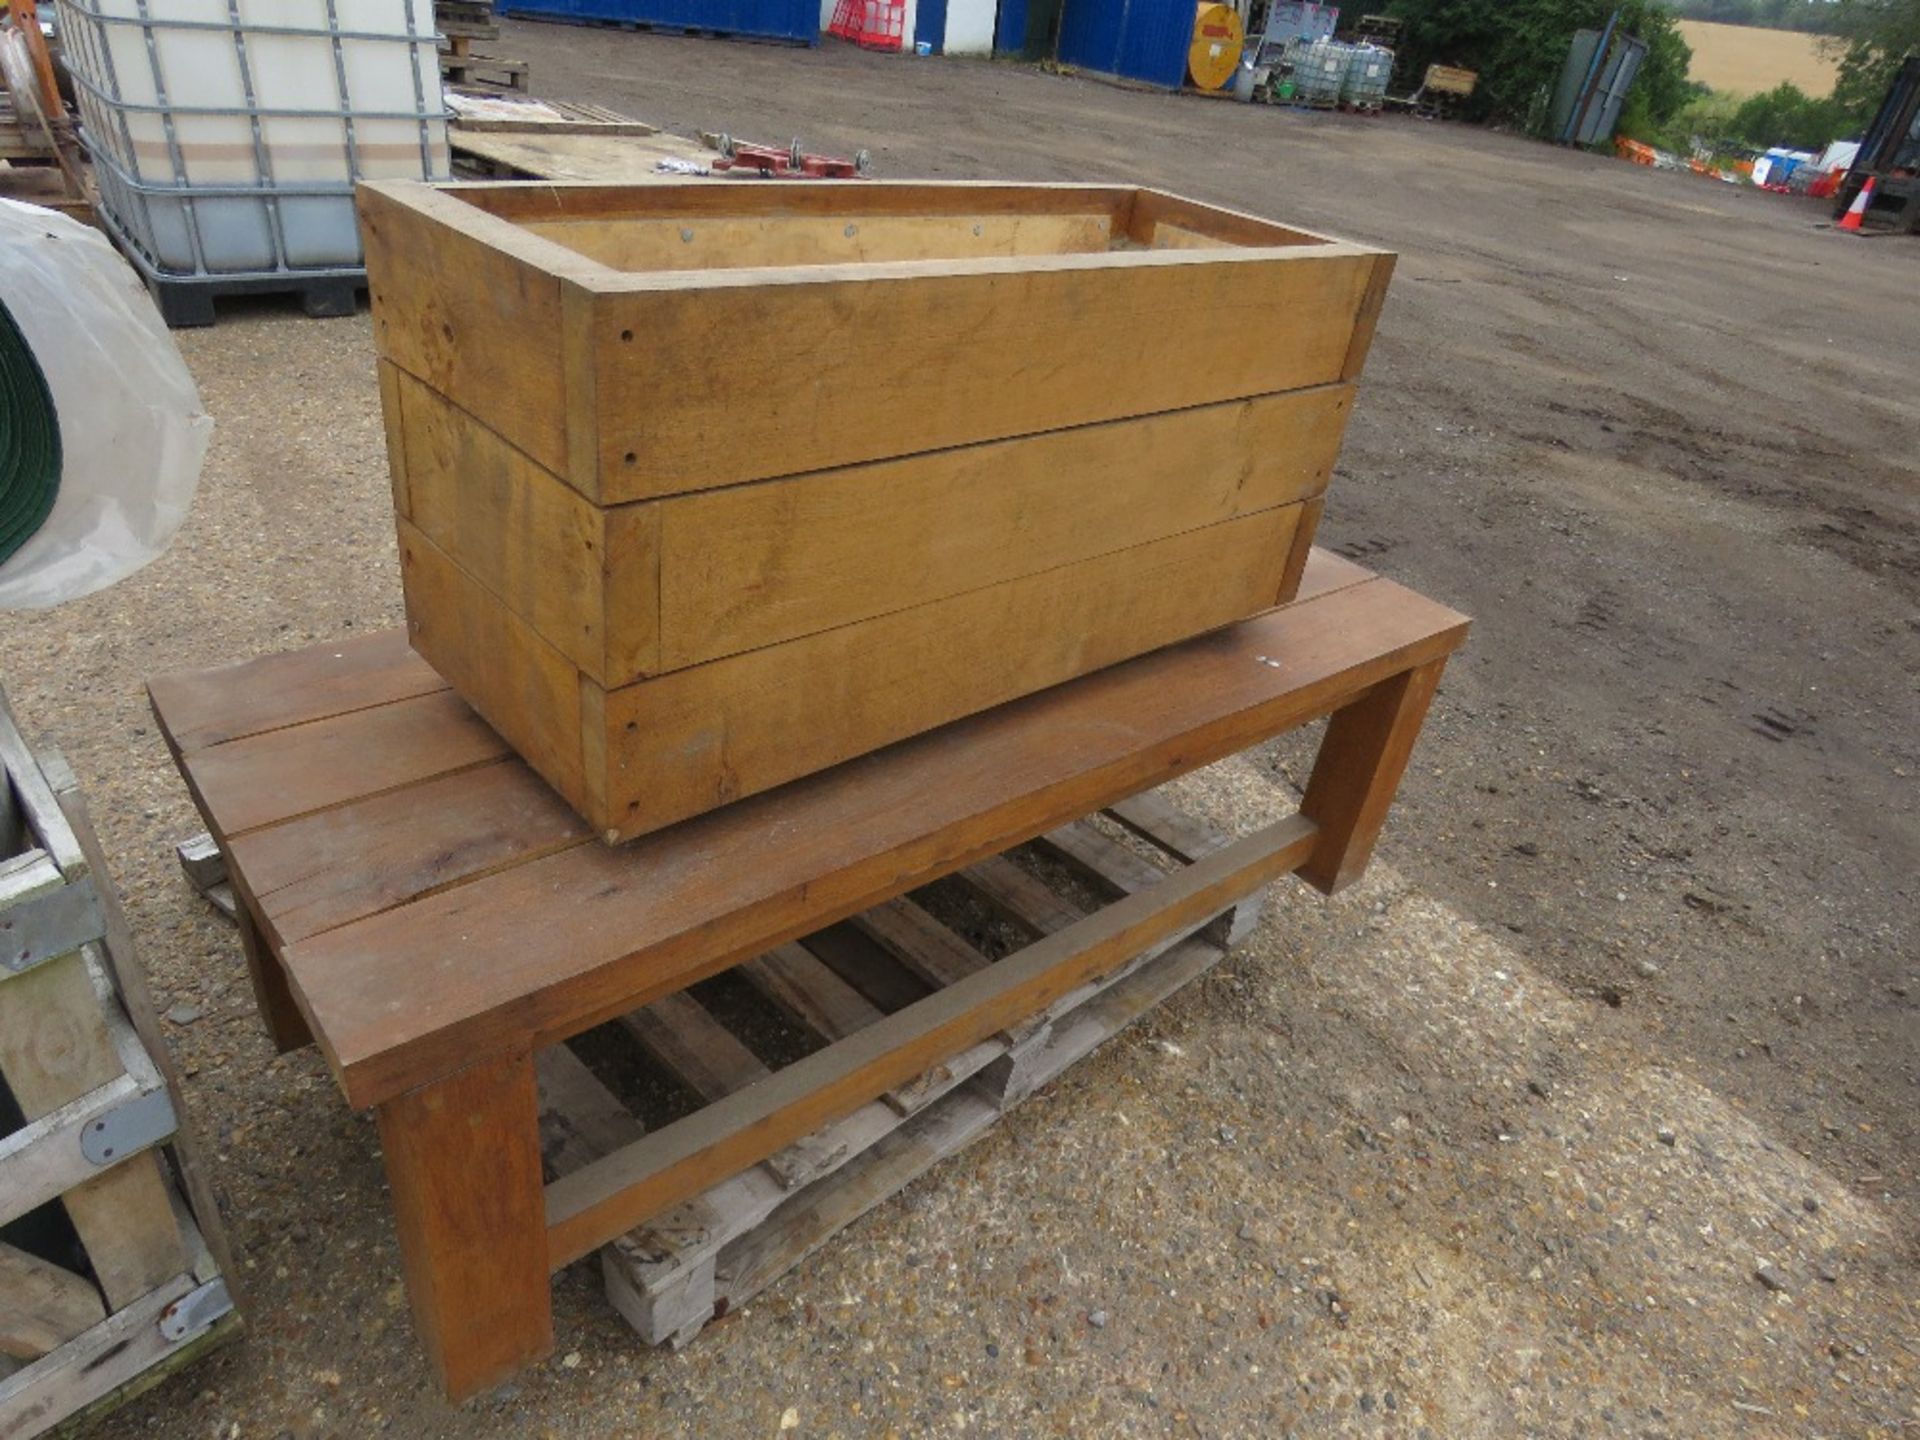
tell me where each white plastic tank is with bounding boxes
[1287,36,1350,106]
[55,0,448,277]
[1340,43,1392,108]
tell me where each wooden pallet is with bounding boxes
[439,49,529,91]
[0,692,238,1439]
[445,94,658,135]
[176,786,1261,1349]
[536,789,1265,1346]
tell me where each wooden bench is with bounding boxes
[147,550,1466,1401]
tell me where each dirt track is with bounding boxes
[3,29,1915,1439]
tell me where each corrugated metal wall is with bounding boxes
[499,0,820,45]
[1056,0,1192,88]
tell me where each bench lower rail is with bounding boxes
[542,811,1317,1268]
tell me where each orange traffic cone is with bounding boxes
[1838,176,1876,232]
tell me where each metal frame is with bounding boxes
[54,0,449,291]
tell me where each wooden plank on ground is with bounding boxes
[619,994,838,1189]
[1042,821,1172,895]
[535,1045,644,1179]
[959,854,1086,936]
[851,900,990,990]
[740,946,920,1116]
[0,1244,105,1361]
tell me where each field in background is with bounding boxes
[1677,18,1841,95]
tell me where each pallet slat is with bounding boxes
[545,812,1317,1267]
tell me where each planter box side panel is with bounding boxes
[599,503,1306,839]
[591,249,1381,503]
[394,371,662,685]
[361,185,574,481]
[520,210,1122,274]
[398,521,600,830]
[655,382,1353,672]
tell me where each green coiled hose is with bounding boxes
[0,295,60,565]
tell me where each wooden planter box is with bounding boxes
[360,180,1395,840]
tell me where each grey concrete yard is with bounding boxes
[1,25,1914,1439]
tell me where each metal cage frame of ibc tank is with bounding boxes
[55,1,451,326]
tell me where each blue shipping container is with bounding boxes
[500,0,820,45]
[1055,0,1192,88]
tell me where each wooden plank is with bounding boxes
[655,386,1350,670]
[177,682,508,840]
[543,813,1319,1266]
[0,1071,146,1229]
[0,696,85,881]
[1127,188,1336,248]
[376,1051,551,1403]
[231,758,591,950]
[535,1045,644,1179]
[739,945,885,1043]
[397,520,589,816]
[0,949,188,1310]
[1106,792,1231,862]
[395,370,646,683]
[0,1272,201,1440]
[378,359,411,519]
[449,129,718,185]
[265,573,1465,1110]
[739,946,922,1117]
[1276,493,1324,604]
[236,900,312,1052]
[522,212,1118,273]
[959,854,1085,935]
[456,179,1136,227]
[1341,253,1397,381]
[359,182,588,480]
[617,993,836,1190]
[0,1246,104,1362]
[146,629,446,758]
[599,505,1305,837]
[584,245,1383,503]
[1299,657,1449,894]
[797,925,928,1013]
[1040,820,1171,896]
[1294,546,1375,603]
[619,992,767,1103]
[851,900,990,990]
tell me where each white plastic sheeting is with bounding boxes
[0,199,209,608]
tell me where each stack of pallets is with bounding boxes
[0,695,237,1436]
[437,0,530,92]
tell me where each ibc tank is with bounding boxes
[56,0,450,279]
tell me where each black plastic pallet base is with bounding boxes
[147,272,362,328]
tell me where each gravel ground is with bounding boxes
[1,31,1915,1440]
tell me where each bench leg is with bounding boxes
[377,1051,553,1402]
[1298,657,1448,895]
[236,901,313,1053]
